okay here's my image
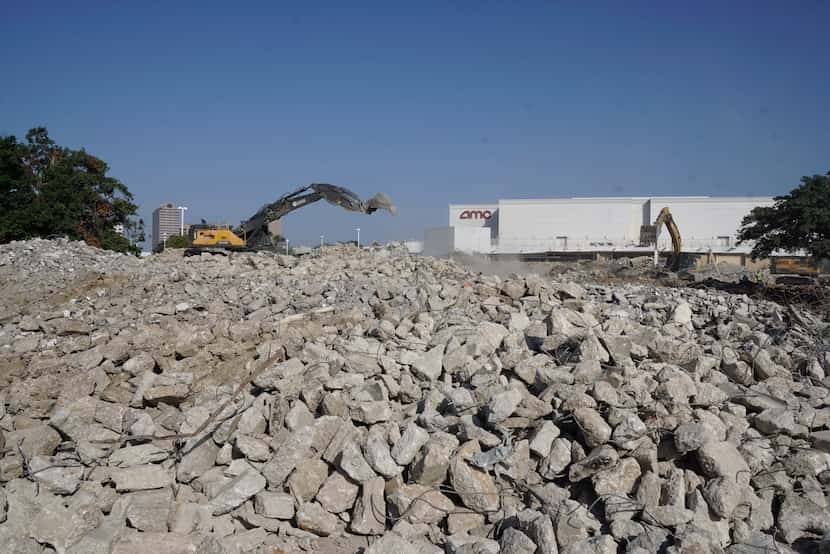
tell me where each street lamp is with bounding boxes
[355,227,360,247]
[177,206,188,236]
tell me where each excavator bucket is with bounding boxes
[366,192,397,215]
[310,184,396,215]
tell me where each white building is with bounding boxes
[152,202,182,249]
[425,196,775,256]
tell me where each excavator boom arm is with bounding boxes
[238,183,396,249]
[655,207,682,271]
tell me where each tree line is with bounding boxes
[0,127,143,254]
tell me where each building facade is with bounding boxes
[426,195,774,256]
[152,202,181,249]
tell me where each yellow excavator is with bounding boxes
[640,207,681,271]
[186,183,396,255]
[655,207,682,270]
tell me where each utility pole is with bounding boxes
[177,206,188,236]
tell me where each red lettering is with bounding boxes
[459,210,492,220]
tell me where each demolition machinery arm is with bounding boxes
[655,206,682,271]
[239,183,396,249]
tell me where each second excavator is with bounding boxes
[655,206,682,271]
[187,183,396,255]
[640,207,682,271]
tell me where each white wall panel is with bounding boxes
[497,198,644,251]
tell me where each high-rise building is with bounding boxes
[152,202,181,249]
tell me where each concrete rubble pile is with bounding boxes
[544,255,770,286]
[1,238,829,553]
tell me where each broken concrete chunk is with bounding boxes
[111,464,172,492]
[287,458,330,503]
[499,527,537,554]
[350,477,386,535]
[592,457,641,496]
[261,429,313,487]
[776,493,830,544]
[486,388,523,424]
[573,407,612,448]
[411,431,459,486]
[386,479,454,525]
[29,455,84,495]
[411,344,445,381]
[529,420,560,458]
[254,491,295,520]
[316,470,359,513]
[296,501,340,536]
[391,422,430,465]
[697,441,750,485]
[125,487,174,531]
[284,400,315,431]
[234,433,271,462]
[208,467,266,515]
[569,445,618,482]
[449,441,500,513]
[353,400,393,423]
[337,442,378,482]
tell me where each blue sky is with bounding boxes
[2,1,828,247]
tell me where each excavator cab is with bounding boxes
[191,226,246,249]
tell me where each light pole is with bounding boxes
[355,227,360,247]
[177,206,188,236]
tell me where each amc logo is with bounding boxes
[459,209,492,220]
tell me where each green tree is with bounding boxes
[163,235,190,249]
[153,234,191,253]
[0,128,144,254]
[738,172,830,261]
[0,136,35,242]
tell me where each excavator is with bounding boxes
[640,207,681,271]
[655,207,682,271]
[186,183,396,255]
